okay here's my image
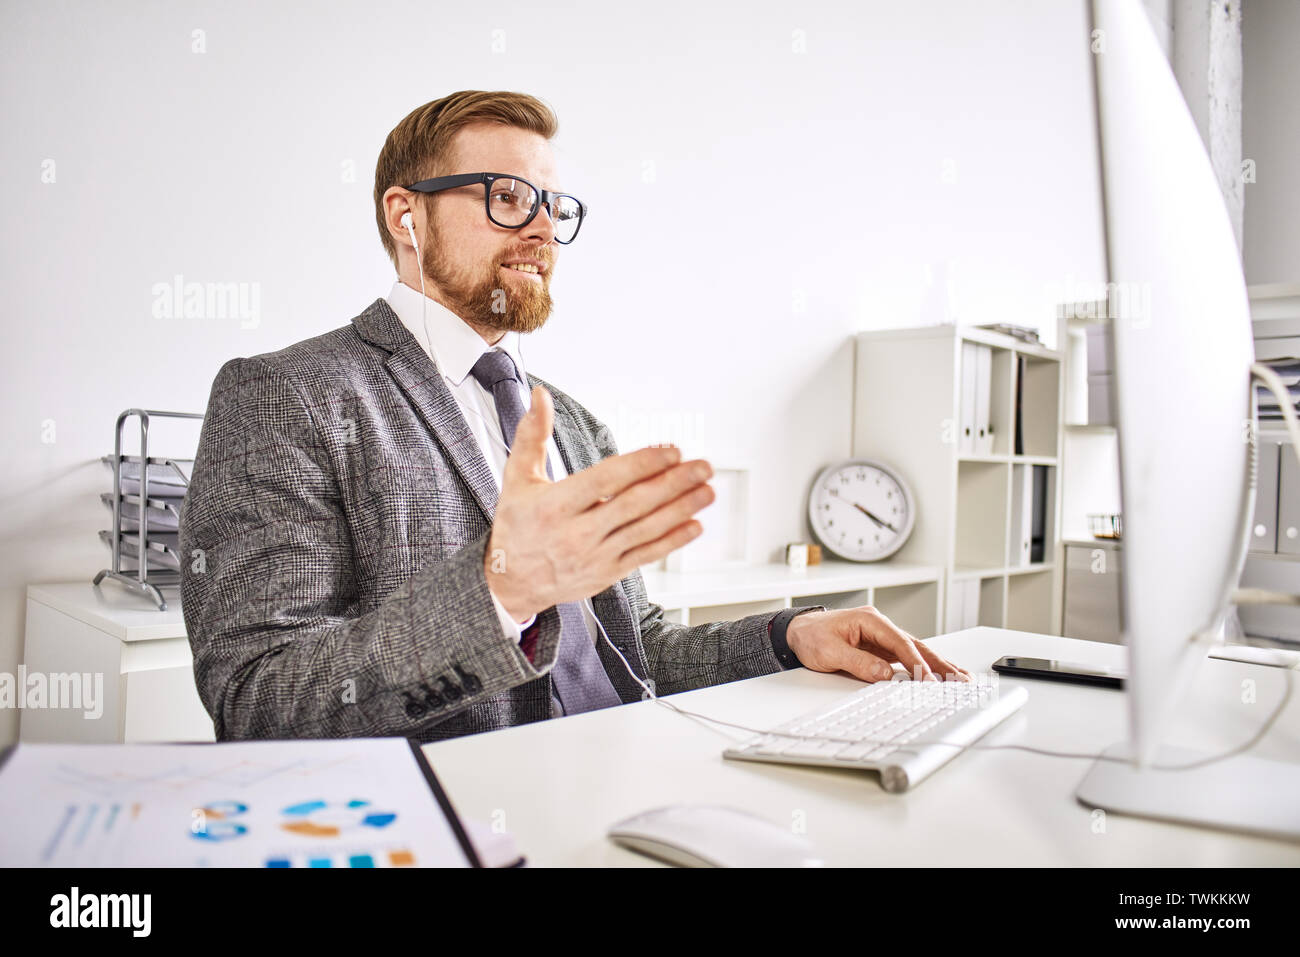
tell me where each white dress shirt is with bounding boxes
[385,280,604,650]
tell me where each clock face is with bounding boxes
[808,460,915,562]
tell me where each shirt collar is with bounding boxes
[385,280,527,387]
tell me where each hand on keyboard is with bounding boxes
[786,606,972,684]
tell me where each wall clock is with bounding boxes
[808,459,916,562]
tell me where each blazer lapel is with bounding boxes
[353,298,499,524]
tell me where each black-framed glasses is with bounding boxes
[405,172,587,244]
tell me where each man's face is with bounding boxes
[420,121,562,336]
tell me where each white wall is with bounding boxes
[0,0,1107,745]
[1242,0,1300,284]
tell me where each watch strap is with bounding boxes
[767,605,826,670]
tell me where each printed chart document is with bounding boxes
[0,737,480,868]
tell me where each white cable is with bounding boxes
[403,214,435,359]
[576,361,1300,774]
[406,218,526,465]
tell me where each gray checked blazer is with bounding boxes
[179,298,789,742]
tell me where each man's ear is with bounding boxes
[382,187,419,250]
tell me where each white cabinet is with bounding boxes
[1061,540,1122,644]
[21,584,214,743]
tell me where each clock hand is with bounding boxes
[849,500,899,534]
[827,487,901,535]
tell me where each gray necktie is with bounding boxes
[469,349,623,716]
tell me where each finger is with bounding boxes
[615,518,703,572]
[603,481,715,555]
[861,612,934,681]
[589,459,712,537]
[557,445,683,513]
[916,642,972,682]
[504,386,555,483]
[835,645,897,683]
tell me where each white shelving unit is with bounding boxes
[1056,300,1122,634]
[851,325,1063,635]
[641,561,943,639]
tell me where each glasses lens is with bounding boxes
[487,178,537,227]
[486,178,584,242]
[551,195,582,243]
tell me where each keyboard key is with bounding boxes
[782,738,845,758]
[834,743,879,761]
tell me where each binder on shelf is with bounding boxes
[1010,464,1034,566]
[960,341,978,454]
[975,344,993,454]
[1030,465,1048,563]
[1249,441,1281,554]
[1014,354,1026,455]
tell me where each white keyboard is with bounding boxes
[723,680,1028,793]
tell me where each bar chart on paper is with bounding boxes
[0,739,474,867]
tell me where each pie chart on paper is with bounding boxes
[279,799,398,838]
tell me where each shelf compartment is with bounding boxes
[873,581,940,639]
[989,348,1015,456]
[1008,463,1056,568]
[1017,355,1062,457]
[955,460,1010,569]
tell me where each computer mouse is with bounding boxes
[607,805,824,868]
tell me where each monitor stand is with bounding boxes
[1076,743,1300,841]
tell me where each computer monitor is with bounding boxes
[1091,0,1254,764]
[1075,0,1299,839]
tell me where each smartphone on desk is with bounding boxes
[992,656,1125,689]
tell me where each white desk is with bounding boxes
[422,627,1300,866]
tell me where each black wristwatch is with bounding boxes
[767,605,826,670]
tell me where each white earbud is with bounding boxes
[401,212,419,256]
[400,211,433,355]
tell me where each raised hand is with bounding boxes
[485,385,715,622]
